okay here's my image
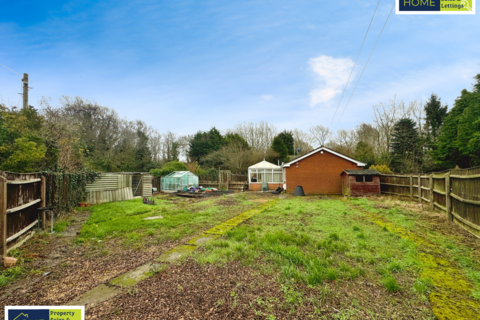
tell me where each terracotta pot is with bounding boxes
[78,202,87,207]
[4,257,17,268]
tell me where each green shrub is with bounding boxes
[150,161,188,177]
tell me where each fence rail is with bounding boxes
[380,166,480,239]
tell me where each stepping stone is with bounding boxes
[144,215,163,220]
[68,284,120,308]
[110,263,159,287]
[156,245,197,263]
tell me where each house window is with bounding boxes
[365,175,373,182]
[356,175,364,182]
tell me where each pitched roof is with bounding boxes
[249,160,281,169]
[282,147,366,168]
[341,169,381,176]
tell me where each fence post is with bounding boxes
[445,172,452,222]
[41,176,46,230]
[429,174,434,210]
[0,176,6,257]
[418,176,421,204]
[409,175,413,199]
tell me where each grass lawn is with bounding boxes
[184,196,480,319]
[76,193,257,248]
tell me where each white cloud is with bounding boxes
[309,55,354,107]
[260,94,273,101]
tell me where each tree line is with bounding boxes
[1,73,479,175]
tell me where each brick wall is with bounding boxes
[250,183,283,191]
[348,175,381,196]
[284,151,360,194]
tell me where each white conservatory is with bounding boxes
[248,160,284,191]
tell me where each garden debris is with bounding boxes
[24,253,39,258]
[3,257,17,268]
[144,215,163,220]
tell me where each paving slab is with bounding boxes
[67,284,121,307]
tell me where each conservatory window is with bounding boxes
[250,170,257,182]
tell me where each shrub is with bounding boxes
[150,161,188,177]
[369,164,393,174]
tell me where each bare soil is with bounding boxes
[87,258,430,320]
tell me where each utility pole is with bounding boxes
[22,73,28,110]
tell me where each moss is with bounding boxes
[358,207,480,320]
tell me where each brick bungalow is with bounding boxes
[282,147,366,195]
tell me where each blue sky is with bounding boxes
[1,0,479,135]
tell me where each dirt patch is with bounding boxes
[0,211,179,317]
[87,258,431,319]
[215,198,238,206]
[251,199,269,204]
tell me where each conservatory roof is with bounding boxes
[248,160,282,169]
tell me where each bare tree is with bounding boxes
[309,125,332,147]
[327,129,357,156]
[292,129,314,155]
[231,121,278,151]
[370,96,413,165]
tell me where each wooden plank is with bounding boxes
[429,175,434,210]
[0,177,6,257]
[6,220,38,243]
[7,230,35,253]
[433,189,446,195]
[6,178,41,185]
[418,176,421,204]
[446,173,452,222]
[421,186,430,191]
[451,210,480,233]
[451,174,480,179]
[410,176,413,199]
[421,197,430,203]
[434,202,447,212]
[380,182,410,187]
[450,193,480,205]
[381,191,409,197]
[41,176,46,230]
[6,198,41,214]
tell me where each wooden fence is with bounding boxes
[199,181,248,192]
[380,166,480,238]
[0,171,45,256]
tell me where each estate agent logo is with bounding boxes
[5,307,84,320]
[397,0,476,14]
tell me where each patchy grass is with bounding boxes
[0,249,27,287]
[76,194,257,247]
[194,197,433,318]
[53,220,70,233]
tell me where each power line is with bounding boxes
[329,0,382,127]
[336,2,395,126]
[0,64,22,76]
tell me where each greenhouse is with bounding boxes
[160,171,199,192]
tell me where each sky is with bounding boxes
[1,0,479,136]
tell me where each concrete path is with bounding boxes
[67,200,276,308]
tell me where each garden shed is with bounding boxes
[341,169,381,197]
[161,171,198,192]
[85,172,152,204]
[283,147,366,194]
[248,160,283,191]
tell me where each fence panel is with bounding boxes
[0,171,43,256]
[379,166,480,239]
